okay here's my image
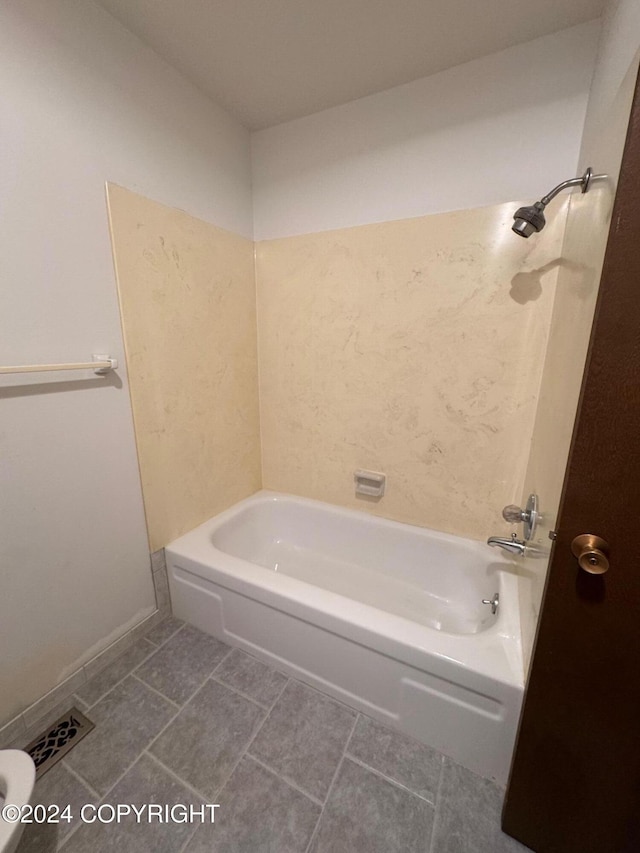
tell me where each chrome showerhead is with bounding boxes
[512,201,546,238]
[511,167,602,238]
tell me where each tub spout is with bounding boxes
[487,533,526,556]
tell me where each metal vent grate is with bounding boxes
[25,707,94,779]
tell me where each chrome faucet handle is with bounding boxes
[501,494,539,541]
[502,504,526,523]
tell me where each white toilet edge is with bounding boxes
[0,750,36,853]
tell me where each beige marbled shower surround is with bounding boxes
[108,187,567,549]
[107,185,261,552]
[257,203,566,540]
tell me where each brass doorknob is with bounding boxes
[571,534,610,575]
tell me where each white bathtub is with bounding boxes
[166,491,524,783]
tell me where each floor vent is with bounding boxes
[25,707,94,779]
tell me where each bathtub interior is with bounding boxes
[208,495,507,635]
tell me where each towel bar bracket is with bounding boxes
[92,354,118,375]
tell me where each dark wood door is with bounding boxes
[502,67,640,852]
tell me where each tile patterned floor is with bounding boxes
[14,618,532,852]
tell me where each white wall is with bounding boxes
[581,0,640,160]
[0,0,252,724]
[252,21,600,240]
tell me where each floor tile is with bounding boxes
[347,714,443,801]
[0,713,26,749]
[75,639,156,707]
[431,759,532,853]
[310,757,434,853]
[128,610,164,644]
[136,625,230,704]
[71,695,89,713]
[144,616,184,647]
[149,679,265,799]
[62,753,202,853]
[213,649,287,708]
[16,762,97,853]
[15,822,59,853]
[185,755,320,853]
[248,680,356,802]
[64,676,175,795]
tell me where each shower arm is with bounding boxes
[540,167,595,206]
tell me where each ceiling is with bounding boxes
[96,0,606,130]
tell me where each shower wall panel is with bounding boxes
[107,185,261,551]
[256,201,567,541]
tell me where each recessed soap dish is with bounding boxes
[354,469,386,498]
